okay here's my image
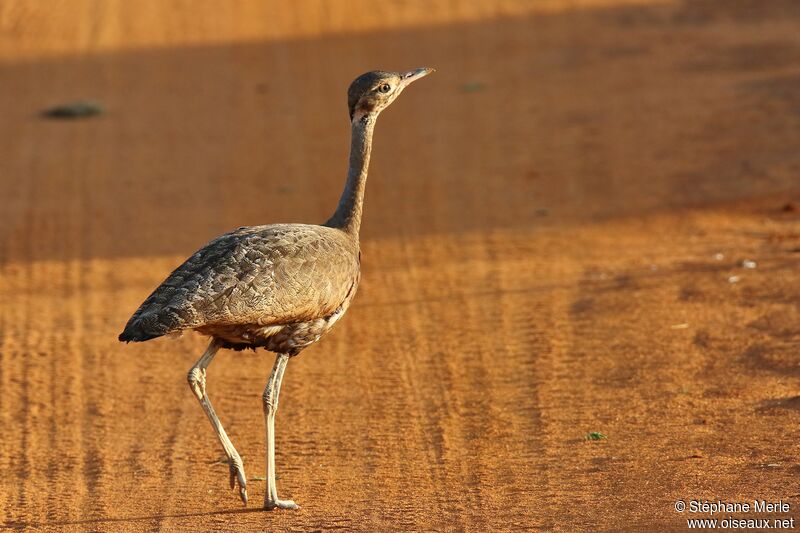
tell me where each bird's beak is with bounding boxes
[399,67,435,88]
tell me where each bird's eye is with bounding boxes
[379,84,391,93]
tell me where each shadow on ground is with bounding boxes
[0,0,798,263]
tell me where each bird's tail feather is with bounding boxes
[118,311,181,343]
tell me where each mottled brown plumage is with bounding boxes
[121,224,359,354]
[119,68,433,511]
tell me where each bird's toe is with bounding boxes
[229,460,248,505]
[265,499,300,511]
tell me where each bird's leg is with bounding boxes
[262,353,298,510]
[187,338,248,505]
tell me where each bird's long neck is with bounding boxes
[326,114,376,236]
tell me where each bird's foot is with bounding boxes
[265,499,300,511]
[229,457,248,505]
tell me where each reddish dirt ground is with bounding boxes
[1,1,799,531]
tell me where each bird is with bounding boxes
[119,68,434,510]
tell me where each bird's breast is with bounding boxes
[197,272,359,356]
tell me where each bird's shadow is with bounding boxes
[2,507,267,530]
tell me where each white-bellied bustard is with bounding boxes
[119,68,433,510]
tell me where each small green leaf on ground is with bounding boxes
[460,81,486,93]
[42,100,105,119]
[585,432,607,441]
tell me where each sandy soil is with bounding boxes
[1,1,799,531]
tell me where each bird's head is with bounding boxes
[348,68,434,123]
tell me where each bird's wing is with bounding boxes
[119,224,359,341]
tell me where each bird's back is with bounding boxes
[120,224,360,343]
